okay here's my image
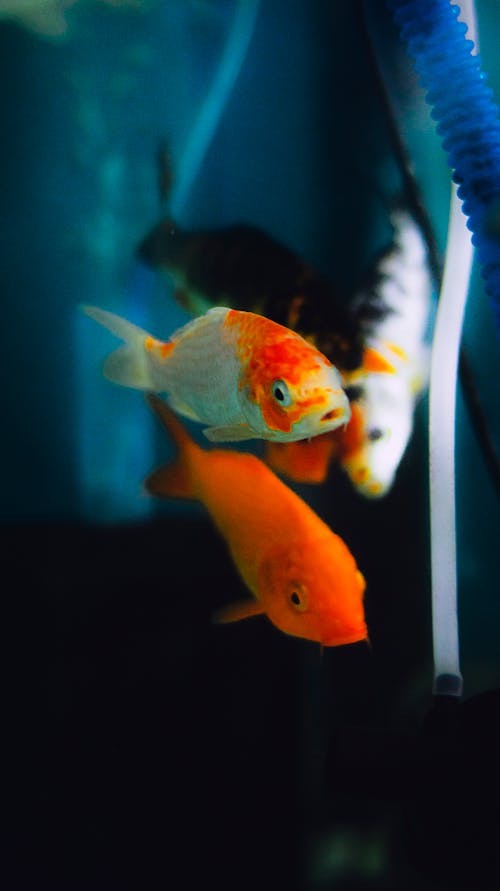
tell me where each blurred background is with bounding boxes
[2,1,499,888]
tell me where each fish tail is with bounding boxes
[144,393,201,499]
[82,305,166,390]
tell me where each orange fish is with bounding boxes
[263,209,433,496]
[264,403,366,486]
[145,394,367,647]
[83,305,351,443]
[264,431,343,484]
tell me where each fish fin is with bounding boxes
[144,462,194,500]
[362,347,395,375]
[384,341,409,362]
[82,304,161,389]
[265,436,337,484]
[173,288,191,312]
[169,305,230,340]
[144,395,200,499]
[167,394,202,423]
[146,394,199,454]
[212,599,266,625]
[101,344,153,390]
[203,424,257,442]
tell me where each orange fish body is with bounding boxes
[264,432,343,484]
[263,404,366,485]
[145,395,367,647]
[83,305,350,444]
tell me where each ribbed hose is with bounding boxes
[387,0,500,333]
[386,0,491,699]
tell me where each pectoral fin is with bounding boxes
[167,394,202,423]
[212,599,266,625]
[203,424,257,442]
[144,462,193,499]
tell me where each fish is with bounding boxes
[340,208,433,497]
[137,218,394,378]
[82,304,351,443]
[262,403,366,486]
[138,143,397,382]
[144,394,368,647]
[137,219,361,372]
[263,210,433,495]
[265,431,343,485]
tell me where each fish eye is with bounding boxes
[271,379,292,406]
[289,583,308,612]
[345,385,364,402]
[367,427,383,442]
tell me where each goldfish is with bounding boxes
[340,209,432,497]
[263,404,365,486]
[83,304,351,443]
[138,218,371,374]
[138,144,395,377]
[263,210,433,496]
[145,394,368,647]
[265,431,343,485]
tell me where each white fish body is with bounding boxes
[83,305,243,431]
[82,304,351,443]
[344,210,433,496]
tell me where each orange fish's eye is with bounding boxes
[271,379,292,407]
[289,583,308,612]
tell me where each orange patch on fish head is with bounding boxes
[226,310,348,437]
[256,536,367,646]
[239,332,329,433]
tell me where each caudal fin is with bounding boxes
[144,394,201,500]
[82,305,157,390]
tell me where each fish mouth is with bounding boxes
[322,629,368,647]
[321,406,346,423]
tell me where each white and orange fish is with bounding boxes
[145,394,367,647]
[264,210,433,496]
[83,305,351,443]
[341,209,432,496]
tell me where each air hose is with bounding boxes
[386,0,499,699]
[387,0,500,332]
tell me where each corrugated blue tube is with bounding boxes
[387,0,500,335]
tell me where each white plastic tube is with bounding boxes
[429,0,477,697]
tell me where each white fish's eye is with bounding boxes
[271,379,292,406]
[367,427,384,442]
[345,385,364,402]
